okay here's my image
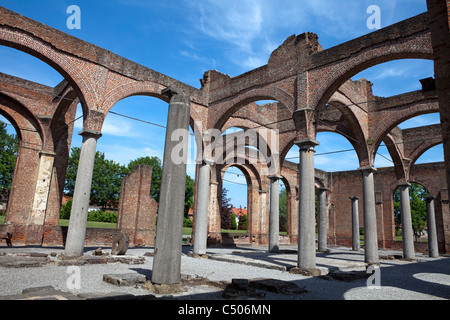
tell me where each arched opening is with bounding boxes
[350,59,435,98]
[0,45,89,233]
[278,179,288,236]
[348,59,438,169]
[63,95,197,237]
[393,182,430,242]
[374,112,443,169]
[221,166,248,233]
[284,131,360,172]
[0,115,18,225]
[0,46,63,87]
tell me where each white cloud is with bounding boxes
[196,0,263,52]
[101,144,164,166]
[101,117,138,138]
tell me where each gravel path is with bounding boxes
[0,246,448,300]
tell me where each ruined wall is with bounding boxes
[117,165,158,247]
[330,162,448,254]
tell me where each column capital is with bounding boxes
[317,187,330,192]
[202,158,215,166]
[161,86,183,99]
[267,174,283,181]
[424,195,435,202]
[78,129,102,140]
[358,166,377,173]
[349,196,360,201]
[396,182,411,188]
[294,138,319,151]
[39,150,56,157]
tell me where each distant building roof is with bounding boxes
[231,205,247,217]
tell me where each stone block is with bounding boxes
[103,273,147,286]
[111,232,129,255]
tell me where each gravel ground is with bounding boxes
[0,245,449,300]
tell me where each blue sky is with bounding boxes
[0,0,442,208]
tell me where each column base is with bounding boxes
[289,267,322,276]
[187,252,210,259]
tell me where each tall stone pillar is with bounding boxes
[64,130,102,257]
[193,159,214,255]
[268,175,282,252]
[152,88,191,285]
[425,196,439,258]
[358,167,379,264]
[398,183,415,260]
[317,187,329,252]
[295,138,319,270]
[349,197,360,251]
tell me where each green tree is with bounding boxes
[393,183,429,240]
[279,187,287,232]
[230,212,238,230]
[184,175,195,217]
[0,121,18,192]
[238,213,247,230]
[66,151,196,216]
[220,187,232,230]
[127,156,194,215]
[65,147,128,209]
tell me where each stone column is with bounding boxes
[317,187,329,252]
[349,197,360,251]
[358,167,379,264]
[64,130,102,257]
[398,183,415,260]
[268,175,282,252]
[152,88,191,285]
[425,196,439,258]
[193,159,214,255]
[295,138,319,270]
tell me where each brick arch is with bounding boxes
[210,86,295,130]
[0,27,94,120]
[49,88,79,151]
[220,156,264,189]
[279,130,363,170]
[99,87,203,153]
[309,31,433,112]
[410,142,443,169]
[220,125,279,174]
[101,81,169,114]
[218,162,265,241]
[0,93,43,144]
[0,93,44,225]
[101,82,206,127]
[370,99,440,164]
[320,99,370,167]
[382,132,408,181]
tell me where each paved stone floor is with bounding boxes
[0,245,449,300]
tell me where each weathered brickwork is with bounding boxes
[117,165,158,247]
[329,162,449,253]
[0,3,448,254]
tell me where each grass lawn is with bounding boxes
[59,219,117,229]
[0,218,428,243]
